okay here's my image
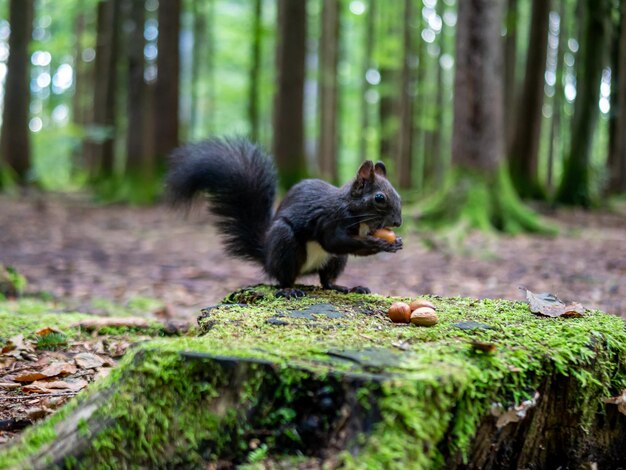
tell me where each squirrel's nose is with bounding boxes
[388,214,402,227]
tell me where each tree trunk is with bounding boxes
[272,0,307,189]
[0,0,33,185]
[378,6,400,167]
[86,0,121,180]
[72,6,87,128]
[607,4,626,194]
[419,0,549,233]
[125,0,147,177]
[453,0,504,173]
[190,0,207,140]
[317,0,340,183]
[248,0,263,143]
[556,0,612,206]
[359,0,376,161]
[508,0,551,199]
[547,1,567,194]
[154,0,181,164]
[504,0,518,148]
[396,0,414,189]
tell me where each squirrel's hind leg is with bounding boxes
[265,220,306,298]
[319,256,371,294]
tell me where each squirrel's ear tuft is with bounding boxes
[356,160,375,182]
[374,161,387,177]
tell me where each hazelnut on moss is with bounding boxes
[409,298,436,311]
[410,307,438,326]
[388,302,411,323]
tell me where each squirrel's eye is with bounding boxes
[374,193,386,204]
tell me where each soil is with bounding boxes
[1,193,625,319]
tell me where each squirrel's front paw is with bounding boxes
[382,236,403,253]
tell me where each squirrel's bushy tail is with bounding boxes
[166,137,276,263]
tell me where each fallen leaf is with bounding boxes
[35,327,64,336]
[14,371,48,382]
[40,361,77,378]
[22,378,88,393]
[74,352,105,369]
[521,288,585,318]
[1,334,34,355]
[491,391,540,428]
[470,340,497,354]
[604,389,626,416]
[72,317,151,331]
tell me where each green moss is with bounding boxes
[0,298,91,340]
[2,286,625,468]
[417,166,557,235]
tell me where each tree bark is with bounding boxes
[508,0,551,199]
[272,0,307,189]
[359,0,376,161]
[547,1,567,194]
[190,0,207,140]
[86,0,121,180]
[125,0,148,177]
[0,0,33,185]
[396,0,414,189]
[504,0,518,148]
[248,0,263,143]
[378,6,400,167]
[608,4,626,194]
[452,0,504,173]
[154,0,181,164]
[317,0,340,183]
[556,0,612,206]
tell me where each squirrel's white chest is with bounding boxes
[300,241,332,274]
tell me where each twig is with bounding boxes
[0,392,79,400]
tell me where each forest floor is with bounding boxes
[1,192,625,319]
[1,192,626,445]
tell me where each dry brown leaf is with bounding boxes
[2,334,34,355]
[35,327,63,336]
[14,371,48,382]
[522,288,585,318]
[74,352,105,369]
[470,340,497,354]
[491,391,540,428]
[40,361,77,378]
[22,378,88,393]
[604,389,626,416]
[72,317,151,331]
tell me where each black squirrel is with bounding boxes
[166,137,403,297]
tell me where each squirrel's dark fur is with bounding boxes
[166,137,403,297]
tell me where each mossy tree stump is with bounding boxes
[1,285,625,469]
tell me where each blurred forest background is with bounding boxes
[0,0,624,215]
[0,0,625,320]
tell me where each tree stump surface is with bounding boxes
[1,284,625,469]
